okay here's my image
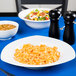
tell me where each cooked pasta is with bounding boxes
[14,44,60,65]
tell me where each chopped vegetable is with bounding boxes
[25,9,49,21]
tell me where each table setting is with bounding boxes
[0,0,76,76]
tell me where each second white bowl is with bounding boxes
[0,21,19,40]
[18,8,50,29]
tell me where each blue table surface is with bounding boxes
[0,17,76,76]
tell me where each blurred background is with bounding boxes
[0,0,76,13]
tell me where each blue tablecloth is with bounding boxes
[0,17,76,76]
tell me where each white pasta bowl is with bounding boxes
[18,8,50,29]
[0,21,19,40]
[1,35,75,69]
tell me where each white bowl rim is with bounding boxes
[18,8,50,22]
[1,35,76,68]
[0,20,19,32]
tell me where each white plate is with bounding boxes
[1,35,76,69]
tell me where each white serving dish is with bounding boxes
[18,8,50,29]
[0,21,19,40]
[1,35,75,69]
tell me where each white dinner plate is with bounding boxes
[1,35,76,69]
